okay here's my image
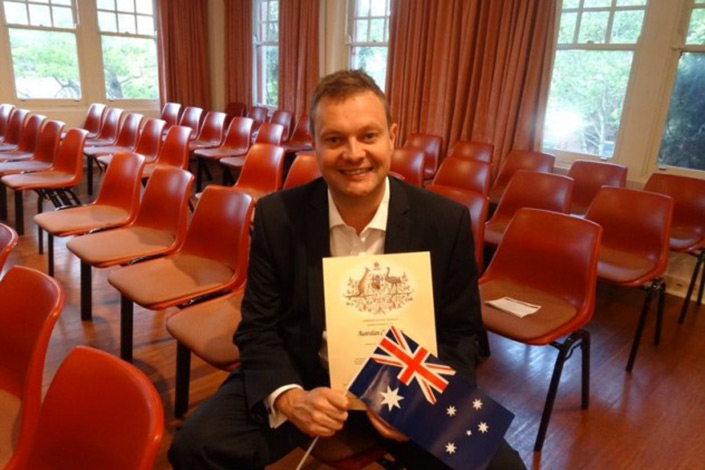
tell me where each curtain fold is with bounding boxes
[225,0,253,107]
[386,0,556,169]
[157,0,211,109]
[279,0,320,118]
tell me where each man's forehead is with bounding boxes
[313,91,387,131]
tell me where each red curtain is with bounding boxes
[278,0,320,118]
[225,0,253,107]
[386,0,556,168]
[157,0,211,109]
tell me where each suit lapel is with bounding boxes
[305,180,330,333]
[384,178,412,254]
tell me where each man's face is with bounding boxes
[313,91,397,206]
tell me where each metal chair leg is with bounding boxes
[0,185,6,219]
[120,296,134,362]
[13,189,23,235]
[678,251,704,324]
[80,261,92,321]
[627,281,657,372]
[654,281,665,346]
[580,330,590,409]
[86,156,93,196]
[175,341,192,418]
[37,190,45,253]
[48,233,54,277]
[196,158,204,193]
[697,253,704,306]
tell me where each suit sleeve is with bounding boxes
[235,199,305,410]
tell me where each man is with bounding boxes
[169,70,524,469]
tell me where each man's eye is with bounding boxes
[326,136,340,145]
[362,133,377,142]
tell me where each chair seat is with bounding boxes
[34,205,130,236]
[597,246,658,285]
[83,145,132,157]
[480,280,578,344]
[68,226,176,267]
[195,147,248,160]
[85,138,115,147]
[284,141,312,152]
[189,140,221,151]
[62,130,99,140]
[0,143,19,153]
[0,389,21,468]
[220,156,246,169]
[0,150,33,162]
[0,161,52,175]
[97,152,156,168]
[484,220,509,246]
[108,254,235,308]
[670,227,703,253]
[1,171,76,190]
[423,167,435,179]
[166,292,243,369]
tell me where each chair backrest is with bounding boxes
[94,153,145,218]
[404,133,443,179]
[16,114,46,153]
[426,185,489,271]
[82,103,107,135]
[235,143,286,194]
[0,103,15,137]
[160,102,182,127]
[0,266,64,465]
[247,106,268,131]
[178,106,203,139]
[284,153,322,189]
[432,157,491,196]
[585,187,673,269]
[155,125,191,169]
[270,110,293,141]
[0,223,18,271]
[2,108,29,145]
[133,118,166,160]
[133,168,194,247]
[93,108,123,142]
[182,186,255,288]
[11,346,163,470]
[492,150,555,191]
[483,208,602,332]
[53,128,88,177]
[568,160,627,215]
[447,140,493,164]
[490,170,573,225]
[222,117,254,150]
[644,173,705,246]
[225,101,247,118]
[255,122,285,145]
[288,115,313,145]
[195,111,226,144]
[114,112,143,149]
[390,147,425,187]
[33,120,65,164]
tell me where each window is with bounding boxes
[347,0,391,90]
[656,0,705,172]
[253,0,278,107]
[543,0,648,159]
[95,0,158,100]
[2,0,82,99]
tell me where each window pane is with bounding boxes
[562,0,580,8]
[135,0,152,15]
[355,19,368,42]
[136,14,154,35]
[116,0,133,13]
[616,0,647,5]
[687,8,705,44]
[558,12,577,43]
[96,0,113,9]
[610,9,644,43]
[583,0,611,7]
[52,6,73,28]
[102,36,158,99]
[255,45,278,106]
[267,22,278,42]
[370,0,386,16]
[543,50,634,158]
[578,11,609,43]
[53,0,72,5]
[356,0,370,17]
[4,2,28,24]
[98,11,117,31]
[369,18,384,42]
[268,0,277,21]
[351,46,388,90]
[118,12,136,33]
[657,53,705,171]
[28,3,51,26]
[259,0,267,21]
[8,28,81,99]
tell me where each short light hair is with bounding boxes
[309,70,392,137]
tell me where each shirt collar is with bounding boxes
[328,177,390,232]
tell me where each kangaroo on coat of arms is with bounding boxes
[344,262,414,314]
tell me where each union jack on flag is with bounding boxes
[370,326,456,404]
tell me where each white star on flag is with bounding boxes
[472,398,483,410]
[445,442,456,454]
[478,422,489,433]
[379,386,404,411]
[466,430,472,436]
[446,406,457,416]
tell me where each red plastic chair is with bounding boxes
[255,122,285,145]
[98,117,166,166]
[0,266,64,469]
[585,187,673,371]
[404,133,443,181]
[480,208,602,451]
[489,150,555,204]
[284,114,313,152]
[270,110,293,141]
[0,223,18,271]
[197,117,254,186]
[0,114,46,161]
[247,106,268,136]
[431,157,491,196]
[61,103,106,140]
[230,143,286,202]
[283,153,322,189]
[85,107,123,147]
[389,147,425,187]
[174,106,203,140]
[485,170,573,247]
[160,102,182,128]
[0,104,15,139]
[447,140,493,164]
[644,173,705,323]
[0,109,29,151]
[224,101,247,128]
[568,160,627,215]
[189,111,226,151]
[142,125,192,179]
[6,346,163,470]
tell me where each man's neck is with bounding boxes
[330,188,385,235]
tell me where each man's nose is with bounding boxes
[343,138,365,161]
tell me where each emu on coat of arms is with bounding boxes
[344,262,414,314]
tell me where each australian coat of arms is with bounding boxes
[344,262,414,315]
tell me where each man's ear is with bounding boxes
[388,123,398,146]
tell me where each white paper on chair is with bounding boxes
[485,297,541,318]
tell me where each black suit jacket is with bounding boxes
[235,177,483,412]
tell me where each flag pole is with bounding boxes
[295,436,319,470]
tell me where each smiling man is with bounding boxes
[169,70,524,470]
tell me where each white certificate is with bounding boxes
[323,252,437,403]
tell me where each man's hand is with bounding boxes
[366,409,409,442]
[274,387,349,437]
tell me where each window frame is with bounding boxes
[346,0,391,90]
[252,0,279,109]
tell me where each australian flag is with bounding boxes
[348,326,515,470]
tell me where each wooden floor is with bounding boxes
[3,180,705,470]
